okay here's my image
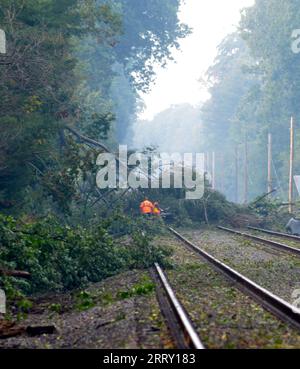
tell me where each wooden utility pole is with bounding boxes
[207,152,210,175]
[205,152,212,186]
[244,135,248,204]
[267,133,273,194]
[235,146,239,203]
[204,152,208,173]
[212,152,216,190]
[220,154,224,194]
[289,117,295,214]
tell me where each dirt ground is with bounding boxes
[0,271,173,349]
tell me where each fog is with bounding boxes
[131,103,202,153]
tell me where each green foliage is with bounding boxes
[123,183,241,226]
[201,33,263,202]
[106,213,172,269]
[117,278,155,300]
[74,290,95,311]
[0,1,192,311]
[49,303,63,314]
[183,189,237,223]
[16,297,33,320]
[115,0,191,92]
[201,0,300,204]
[0,0,190,216]
[127,230,171,269]
[249,197,281,218]
[0,0,117,210]
[0,213,171,300]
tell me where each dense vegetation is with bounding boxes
[0,0,189,216]
[0,0,189,302]
[2,0,297,307]
[0,214,170,298]
[201,0,300,205]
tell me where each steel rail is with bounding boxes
[168,227,300,331]
[152,263,205,349]
[247,226,300,242]
[218,226,300,257]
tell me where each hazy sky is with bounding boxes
[140,0,254,120]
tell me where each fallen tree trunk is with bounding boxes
[0,269,31,279]
[0,322,56,339]
[251,188,277,205]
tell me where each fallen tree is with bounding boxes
[0,269,30,279]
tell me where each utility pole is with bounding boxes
[212,152,216,190]
[220,154,224,194]
[207,152,210,175]
[267,133,273,194]
[289,117,295,214]
[206,152,212,186]
[244,134,248,204]
[235,146,239,203]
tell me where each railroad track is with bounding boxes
[247,226,300,242]
[168,227,300,332]
[151,263,205,349]
[217,226,300,257]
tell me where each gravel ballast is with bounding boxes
[179,228,300,303]
[159,233,300,349]
[0,271,173,349]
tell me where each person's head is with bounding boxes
[144,197,148,201]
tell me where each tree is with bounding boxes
[0,0,121,211]
[0,0,191,216]
[115,0,191,92]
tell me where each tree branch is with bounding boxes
[0,269,30,279]
[65,126,111,153]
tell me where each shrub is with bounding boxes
[0,213,170,299]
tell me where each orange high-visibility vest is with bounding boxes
[153,205,161,215]
[140,200,154,214]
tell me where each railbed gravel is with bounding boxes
[0,271,173,349]
[179,228,300,303]
[246,228,300,250]
[160,233,300,349]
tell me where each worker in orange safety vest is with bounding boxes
[152,202,162,216]
[140,198,154,216]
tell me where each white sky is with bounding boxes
[139,0,254,120]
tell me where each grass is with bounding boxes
[117,279,155,300]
